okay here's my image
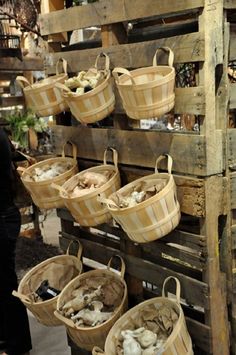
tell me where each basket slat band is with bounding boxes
[73,206,109,220]
[95,52,110,71]
[28,98,67,110]
[77,95,115,120]
[103,148,118,169]
[123,94,175,111]
[66,240,83,260]
[112,67,136,85]
[107,255,125,279]
[153,46,174,67]
[124,204,180,234]
[155,154,173,174]
[162,276,181,304]
[62,141,78,160]
[16,75,32,89]
[56,58,68,75]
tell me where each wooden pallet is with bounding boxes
[38,1,232,354]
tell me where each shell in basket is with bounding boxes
[52,148,120,226]
[16,58,69,117]
[54,255,128,351]
[92,277,193,355]
[112,47,175,120]
[13,241,83,327]
[56,52,115,124]
[100,155,180,243]
[21,141,78,210]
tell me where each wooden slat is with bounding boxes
[230,25,236,60]
[224,0,236,9]
[228,129,236,168]
[0,96,24,108]
[231,172,236,209]
[61,231,209,309]
[0,57,43,71]
[186,317,212,353]
[52,125,220,176]
[230,83,236,109]
[46,32,205,74]
[39,0,204,36]
[232,225,236,250]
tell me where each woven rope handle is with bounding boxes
[155,154,173,174]
[16,75,33,89]
[103,147,118,169]
[61,141,77,161]
[92,347,105,355]
[66,240,83,260]
[56,58,68,75]
[107,255,126,279]
[95,52,110,71]
[153,47,174,67]
[112,67,136,85]
[162,276,181,303]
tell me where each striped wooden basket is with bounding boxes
[54,255,128,351]
[56,52,115,124]
[16,58,68,117]
[101,154,180,243]
[52,148,120,226]
[93,277,193,355]
[13,241,83,327]
[112,47,175,120]
[21,141,78,210]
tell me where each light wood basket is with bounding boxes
[101,155,180,243]
[56,53,115,124]
[93,277,193,355]
[13,241,83,327]
[21,141,78,210]
[52,148,120,226]
[55,255,128,351]
[16,58,68,117]
[112,47,175,120]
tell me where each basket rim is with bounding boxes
[116,66,175,88]
[56,268,127,330]
[62,71,111,100]
[61,165,119,202]
[104,296,185,352]
[23,73,68,93]
[107,172,175,214]
[22,157,77,186]
[18,254,83,306]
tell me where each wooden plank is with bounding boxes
[46,32,205,74]
[224,0,236,9]
[230,24,236,61]
[0,57,43,71]
[230,83,236,109]
[39,0,204,36]
[61,231,209,309]
[232,225,236,250]
[0,96,24,108]
[228,129,236,168]
[231,172,236,209]
[186,317,212,353]
[52,125,210,176]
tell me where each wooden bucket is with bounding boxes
[112,47,175,120]
[52,148,120,226]
[13,241,83,327]
[55,255,128,351]
[16,58,68,117]
[93,277,193,355]
[21,141,78,210]
[101,155,180,243]
[56,53,115,124]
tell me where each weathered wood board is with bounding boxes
[0,57,43,71]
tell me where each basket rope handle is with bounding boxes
[103,147,118,169]
[16,75,33,89]
[153,47,174,67]
[51,182,68,195]
[95,52,110,71]
[155,154,173,174]
[61,141,77,161]
[107,255,125,279]
[54,310,78,328]
[12,290,33,303]
[162,276,181,303]
[66,240,83,260]
[97,195,120,209]
[112,67,136,85]
[55,82,71,93]
[56,58,68,75]
[92,347,105,355]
